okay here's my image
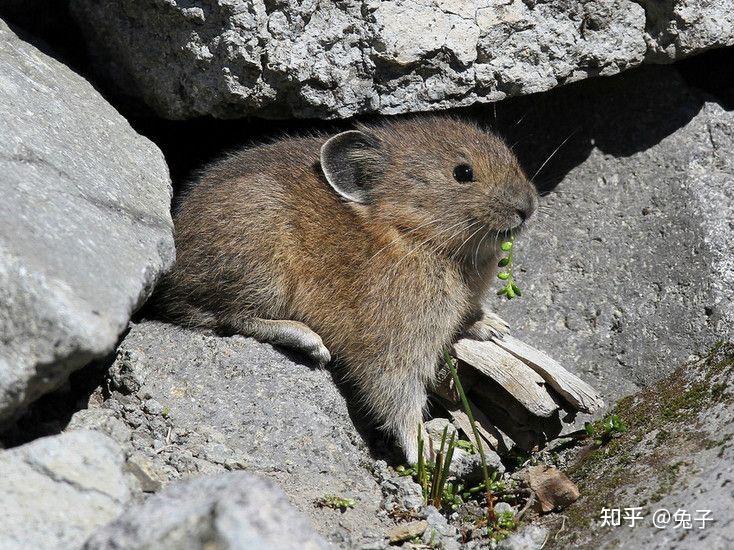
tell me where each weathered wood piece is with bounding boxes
[434,334,603,455]
[493,335,604,413]
[453,339,559,418]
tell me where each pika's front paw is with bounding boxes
[300,332,332,367]
[464,310,510,341]
[310,340,332,367]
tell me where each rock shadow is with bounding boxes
[0,346,120,449]
[472,64,706,196]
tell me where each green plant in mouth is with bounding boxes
[584,413,628,446]
[314,494,356,511]
[496,233,522,299]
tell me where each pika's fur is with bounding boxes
[151,117,538,462]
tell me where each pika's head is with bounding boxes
[320,116,538,263]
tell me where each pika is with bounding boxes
[151,116,538,463]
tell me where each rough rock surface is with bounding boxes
[68,0,734,119]
[0,20,175,423]
[68,321,392,547]
[548,342,734,549]
[0,430,133,550]
[492,65,734,404]
[84,472,331,550]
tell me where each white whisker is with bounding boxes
[532,131,576,182]
[451,223,485,262]
[367,216,448,262]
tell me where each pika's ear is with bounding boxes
[320,130,383,203]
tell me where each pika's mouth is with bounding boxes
[497,205,534,232]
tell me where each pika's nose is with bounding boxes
[516,192,538,223]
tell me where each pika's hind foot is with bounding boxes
[235,318,331,366]
[464,310,510,341]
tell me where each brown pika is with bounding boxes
[151,116,538,463]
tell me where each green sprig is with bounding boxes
[496,233,522,300]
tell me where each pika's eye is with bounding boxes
[453,163,474,183]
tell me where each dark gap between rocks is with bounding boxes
[0,355,112,449]
[678,45,734,110]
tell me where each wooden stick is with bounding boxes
[453,339,559,417]
[493,335,603,413]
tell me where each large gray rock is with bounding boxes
[0,430,133,550]
[68,0,734,119]
[71,321,391,546]
[84,472,331,550]
[549,342,734,549]
[494,65,734,404]
[0,20,175,423]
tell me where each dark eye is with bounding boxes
[453,163,474,183]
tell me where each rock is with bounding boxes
[380,475,424,512]
[88,320,389,545]
[550,342,734,548]
[422,506,459,550]
[84,472,331,550]
[524,465,579,513]
[68,0,734,120]
[424,418,457,443]
[0,430,132,550]
[497,525,549,550]
[0,19,175,424]
[126,453,166,493]
[496,64,734,405]
[386,520,428,544]
[66,407,133,447]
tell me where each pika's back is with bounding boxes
[159,132,373,326]
[177,134,363,256]
[179,135,337,219]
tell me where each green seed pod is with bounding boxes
[501,241,513,251]
[498,257,510,267]
[497,272,510,280]
[511,283,522,296]
[505,287,516,299]
[497,287,508,296]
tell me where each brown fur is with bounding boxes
[151,116,538,462]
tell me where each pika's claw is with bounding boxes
[234,318,332,366]
[304,338,332,367]
[464,310,510,341]
[283,322,332,366]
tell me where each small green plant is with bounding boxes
[487,510,518,542]
[314,494,356,511]
[453,439,476,453]
[496,234,522,299]
[161,406,171,418]
[443,350,497,526]
[403,427,463,510]
[584,413,628,446]
[399,353,526,538]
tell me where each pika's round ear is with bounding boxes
[320,130,383,203]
